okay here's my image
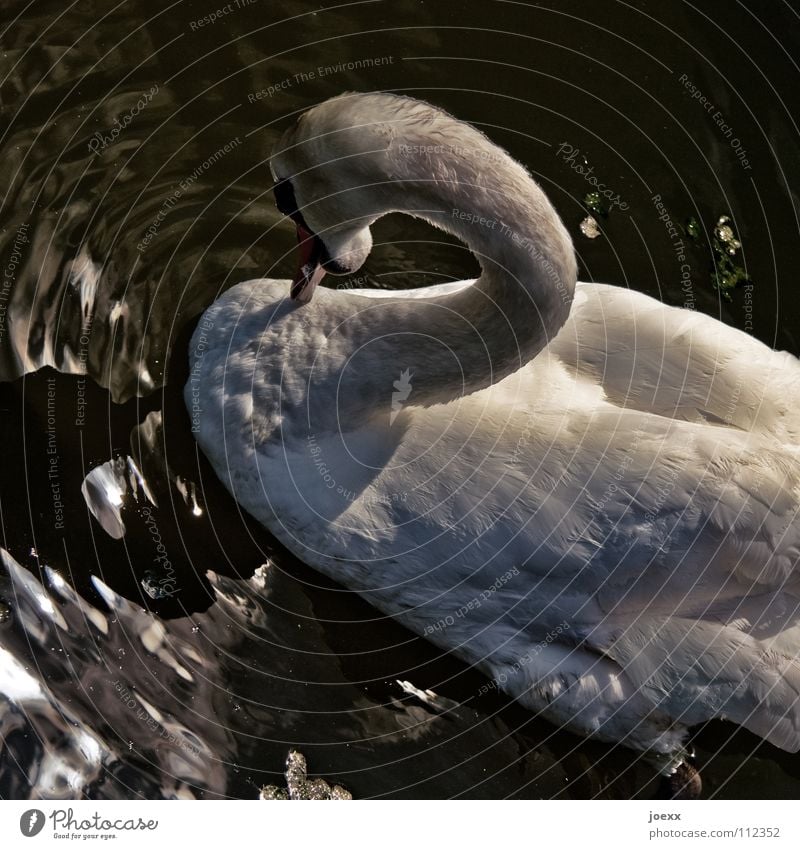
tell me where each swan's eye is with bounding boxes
[274,178,298,216]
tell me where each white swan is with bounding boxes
[187,92,800,783]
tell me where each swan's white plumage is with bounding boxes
[190,278,800,758]
[187,93,800,765]
[350,279,477,299]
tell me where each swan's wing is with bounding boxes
[589,613,800,752]
[334,377,800,750]
[526,321,800,751]
[551,283,800,445]
[564,411,800,753]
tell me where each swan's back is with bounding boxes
[553,283,800,445]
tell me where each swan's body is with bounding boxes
[187,93,800,769]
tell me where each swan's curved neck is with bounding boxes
[407,150,577,400]
[303,121,577,431]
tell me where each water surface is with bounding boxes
[1,0,800,798]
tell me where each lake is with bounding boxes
[1,0,799,799]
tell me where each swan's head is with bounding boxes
[270,93,416,302]
[271,173,372,303]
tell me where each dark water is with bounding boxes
[1,0,800,798]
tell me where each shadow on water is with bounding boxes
[1,0,799,798]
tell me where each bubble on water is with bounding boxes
[579,216,601,239]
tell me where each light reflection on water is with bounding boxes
[1,0,800,798]
[4,545,611,800]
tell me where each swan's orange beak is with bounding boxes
[291,223,327,303]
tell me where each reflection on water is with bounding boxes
[6,544,630,800]
[1,0,800,798]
